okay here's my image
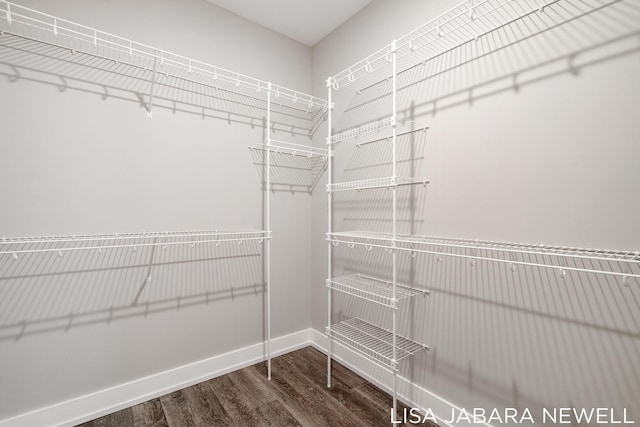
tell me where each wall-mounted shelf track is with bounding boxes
[326,318,427,371]
[327,274,428,308]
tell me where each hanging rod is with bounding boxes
[0,0,329,111]
[0,229,270,257]
[326,231,640,281]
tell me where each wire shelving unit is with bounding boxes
[0,0,330,383]
[325,0,639,421]
[325,31,430,423]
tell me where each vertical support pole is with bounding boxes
[266,82,272,381]
[326,77,333,389]
[391,39,399,423]
[6,3,11,25]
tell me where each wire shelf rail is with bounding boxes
[326,318,428,371]
[330,116,394,144]
[249,140,331,160]
[0,229,270,258]
[0,0,329,114]
[329,0,616,89]
[327,231,640,281]
[327,274,428,308]
[330,118,430,146]
[327,176,428,193]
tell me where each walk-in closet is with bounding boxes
[1,0,639,425]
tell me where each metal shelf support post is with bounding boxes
[326,77,333,389]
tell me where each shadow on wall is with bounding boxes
[0,34,323,138]
[0,239,264,341]
[334,0,640,132]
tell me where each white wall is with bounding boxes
[312,0,640,423]
[0,0,313,420]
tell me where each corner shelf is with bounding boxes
[249,139,330,193]
[327,274,428,308]
[326,318,427,371]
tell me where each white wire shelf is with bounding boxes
[327,231,640,281]
[0,229,270,258]
[326,318,428,370]
[329,0,616,89]
[329,116,394,144]
[327,274,428,308]
[330,118,430,145]
[327,176,429,193]
[249,140,331,160]
[0,1,329,114]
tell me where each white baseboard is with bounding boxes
[1,328,476,427]
[0,329,311,427]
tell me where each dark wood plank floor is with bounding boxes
[78,346,437,427]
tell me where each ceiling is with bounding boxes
[204,0,373,47]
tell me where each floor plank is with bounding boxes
[181,382,229,426]
[79,406,135,427]
[159,391,196,427]
[77,346,439,427]
[131,399,168,427]
[251,399,301,426]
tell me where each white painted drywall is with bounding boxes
[311,0,640,423]
[0,0,313,420]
